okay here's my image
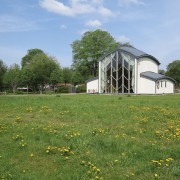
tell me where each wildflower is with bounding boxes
[65,156,69,160]
[81,161,85,165]
[114,160,118,163]
[30,154,34,157]
[154,174,158,177]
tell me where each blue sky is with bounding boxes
[0,0,180,70]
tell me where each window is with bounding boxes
[161,81,163,87]
[157,81,160,89]
[165,81,167,87]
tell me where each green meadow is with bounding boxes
[0,94,179,180]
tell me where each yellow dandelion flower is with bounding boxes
[154,174,158,177]
[30,154,34,157]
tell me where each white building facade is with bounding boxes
[86,77,99,93]
[86,46,175,94]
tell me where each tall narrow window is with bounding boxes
[161,81,163,87]
[165,81,167,87]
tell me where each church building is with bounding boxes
[86,46,175,94]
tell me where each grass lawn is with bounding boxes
[0,94,180,180]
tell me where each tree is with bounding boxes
[71,29,132,80]
[72,71,83,85]
[21,48,44,68]
[30,54,60,92]
[0,59,7,91]
[159,69,166,75]
[21,49,61,93]
[3,64,21,94]
[62,67,73,85]
[50,68,63,91]
[20,66,34,93]
[166,60,180,83]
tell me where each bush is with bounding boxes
[55,86,69,93]
[44,90,55,95]
[76,84,86,93]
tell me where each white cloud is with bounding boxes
[115,35,130,43]
[98,6,115,17]
[39,0,116,17]
[60,24,67,29]
[0,15,37,32]
[39,0,74,16]
[118,0,145,6]
[92,0,103,4]
[70,0,95,14]
[86,20,102,27]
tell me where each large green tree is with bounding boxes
[21,48,44,68]
[166,60,180,83]
[71,29,131,79]
[0,59,7,91]
[21,49,61,92]
[3,64,21,94]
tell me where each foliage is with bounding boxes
[50,68,63,85]
[71,71,83,85]
[0,94,179,179]
[76,84,86,93]
[21,49,61,92]
[0,59,7,91]
[166,60,180,83]
[72,29,120,78]
[21,49,44,68]
[159,69,166,75]
[3,64,21,93]
[55,86,69,93]
[62,67,73,85]
[20,66,34,92]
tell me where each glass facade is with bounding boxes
[99,50,135,93]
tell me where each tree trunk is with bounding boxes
[13,86,16,94]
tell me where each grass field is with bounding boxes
[0,94,180,180]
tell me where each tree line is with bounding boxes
[0,29,179,93]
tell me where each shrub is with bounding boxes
[55,86,69,93]
[76,84,86,93]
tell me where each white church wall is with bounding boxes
[137,58,159,94]
[86,79,99,93]
[138,77,155,94]
[156,79,174,94]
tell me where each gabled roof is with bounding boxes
[85,77,98,83]
[99,46,160,65]
[140,71,176,83]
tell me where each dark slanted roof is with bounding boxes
[120,46,147,57]
[99,46,160,65]
[85,77,98,83]
[140,71,176,83]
